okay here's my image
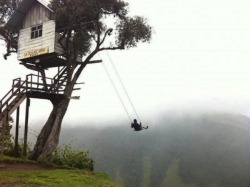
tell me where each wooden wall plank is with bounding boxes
[22,2,50,29]
[18,20,57,59]
[17,2,82,62]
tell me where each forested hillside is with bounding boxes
[60,113,250,187]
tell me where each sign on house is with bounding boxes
[24,47,49,58]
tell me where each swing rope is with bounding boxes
[100,54,132,123]
[105,51,141,123]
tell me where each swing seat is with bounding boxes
[131,123,134,128]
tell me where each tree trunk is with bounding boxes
[29,97,70,160]
[29,57,88,161]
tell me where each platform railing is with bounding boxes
[0,71,67,117]
[50,66,68,93]
[0,78,26,115]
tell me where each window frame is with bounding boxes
[31,24,43,39]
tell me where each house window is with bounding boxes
[31,25,43,39]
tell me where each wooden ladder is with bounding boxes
[50,66,68,93]
[0,79,27,127]
[0,71,70,155]
[0,79,27,155]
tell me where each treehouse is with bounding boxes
[1,0,79,156]
[1,0,103,157]
[6,0,82,69]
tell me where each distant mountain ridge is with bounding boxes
[60,112,250,187]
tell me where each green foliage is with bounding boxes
[51,144,94,171]
[0,156,122,186]
[49,0,152,58]
[0,121,14,156]
[1,0,152,61]
[0,169,123,187]
[0,0,19,59]
[0,0,20,24]
[0,118,34,158]
[0,155,36,164]
[1,125,93,170]
[116,16,152,48]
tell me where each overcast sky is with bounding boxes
[1,0,250,128]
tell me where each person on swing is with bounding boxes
[131,119,148,131]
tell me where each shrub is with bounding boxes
[0,121,14,156]
[51,144,94,171]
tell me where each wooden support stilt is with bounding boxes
[15,106,20,157]
[23,98,30,157]
[0,111,8,157]
[40,70,48,90]
[0,120,4,157]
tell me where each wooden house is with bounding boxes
[7,0,81,69]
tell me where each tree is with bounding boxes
[0,0,20,59]
[0,0,152,160]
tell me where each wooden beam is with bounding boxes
[8,95,26,117]
[68,96,80,100]
[73,88,81,91]
[87,60,102,64]
[15,106,20,157]
[75,82,85,85]
[23,98,30,157]
[26,91,65,100]
[76,60,102,65]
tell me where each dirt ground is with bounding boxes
[0,162,55,171]
[0,162,55,187]
[0,181,17,187]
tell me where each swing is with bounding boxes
[131,119,148,131]
[101,52,149,131]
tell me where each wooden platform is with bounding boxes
[20,53,68,69]
[26,91,65,100]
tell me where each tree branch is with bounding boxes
[58,30,67,52]
[100,8,126,20]
[99,28,113,47]
[0,26,18,59]
[4,49,16,59]
[71,48,99,89]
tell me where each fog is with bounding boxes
[59,113,250,187]
[1,2,250,186]
[2,0,250,128]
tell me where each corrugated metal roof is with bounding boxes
[6,0,52,30]
[37,0,51,10]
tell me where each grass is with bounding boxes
[0,155,35,163]
[0,170,124,187]
[0,156,124,187]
